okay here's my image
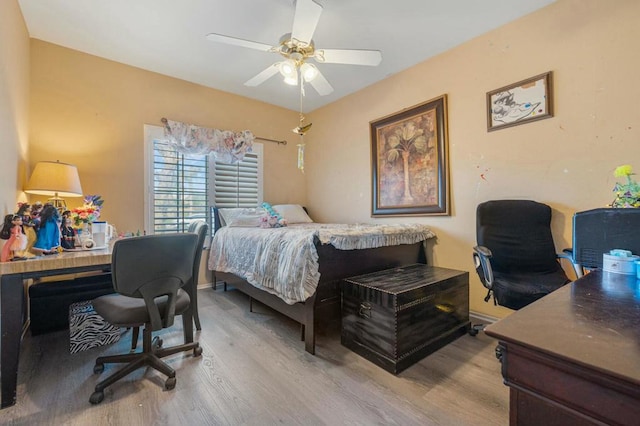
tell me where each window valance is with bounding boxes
[161,118,254,163]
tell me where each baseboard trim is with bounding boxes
[193,286,506,323]
[469,310,500,325]
[197,282,214,290]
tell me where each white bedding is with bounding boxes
[208,223,435,304]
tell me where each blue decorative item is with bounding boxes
[260,202,287,228]
[33,204,61,252]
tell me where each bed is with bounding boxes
[208,205,435,354]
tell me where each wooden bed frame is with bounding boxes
[210,209,427,355]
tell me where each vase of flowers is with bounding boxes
[71,195,104,238]
[611,165,640,208]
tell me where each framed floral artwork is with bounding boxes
[487,71,553,131]
[370,95,450,216]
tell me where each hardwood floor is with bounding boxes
[3,287,508,425]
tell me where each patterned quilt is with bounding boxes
[208,223,435,304]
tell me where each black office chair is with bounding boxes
[470,200,572,335]
[129,221,208,350]
[89,233,202,404]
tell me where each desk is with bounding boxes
[0,248,111,408]
[484,271,640,425]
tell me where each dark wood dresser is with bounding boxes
[484,270,640,426]
[341,264,469,374]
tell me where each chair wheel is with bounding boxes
[89,391,104,404]
[165,377,176,390]
[93,363,104,374]
[152,336,163,348]
[193,346,203,357]
[468,324,485,337]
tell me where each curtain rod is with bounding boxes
[255,137,287,145]
[160,117,287,146]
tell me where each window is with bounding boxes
[144,125,263,234]
[151,140,208,234]
[212,151,262,208]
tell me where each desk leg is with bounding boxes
[1,274,24,408]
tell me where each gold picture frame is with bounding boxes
[487,71,553,131]
[370,95,450,216]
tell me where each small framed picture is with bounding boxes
[487,71,553,131]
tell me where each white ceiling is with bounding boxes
[18,0,556,113]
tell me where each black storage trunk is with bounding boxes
[341,264,469,374]
[29,272,114,335]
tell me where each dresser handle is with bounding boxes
[358,303,372,319]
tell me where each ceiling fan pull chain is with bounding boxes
[297,80,306,173]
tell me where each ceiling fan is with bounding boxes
[206,0,382,96]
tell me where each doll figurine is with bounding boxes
[60,210,76,249]
[16,202,37,253]
[33,203,61,254]
[1,214,28,262]
[30,201,43,231]
[1,214,14,261]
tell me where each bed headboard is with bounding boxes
[211,207,223,233]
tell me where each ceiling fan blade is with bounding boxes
[308,70,333,96]
[206,33,273,52]
[315,49,382,66]
[291,0,323,45]
[244,64,280,86]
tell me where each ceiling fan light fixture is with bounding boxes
[283,70,298,86]
[279,59,297,78]
[300,62,319,82]
[290,51,304,62]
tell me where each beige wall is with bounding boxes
[25,0,640,317]
[0,0,30,214]
[305,0,640,317]
[29,40,304,234]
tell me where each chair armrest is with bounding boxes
[557,249,584,278]
[473,245,494,289]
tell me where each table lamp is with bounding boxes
[24,160,83,209]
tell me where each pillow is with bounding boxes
[272,204,313,224]
[217,208,243,227]
[218,207,265,227]
[227,211,266,227]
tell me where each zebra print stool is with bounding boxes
[69,301,122,354]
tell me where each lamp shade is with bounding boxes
[24,161,83,197]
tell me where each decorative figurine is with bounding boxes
[0,214,28,262]
[33,203,61,254]
[16,202,37,253]
[30,201,44,230]
[60,210,76,250]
